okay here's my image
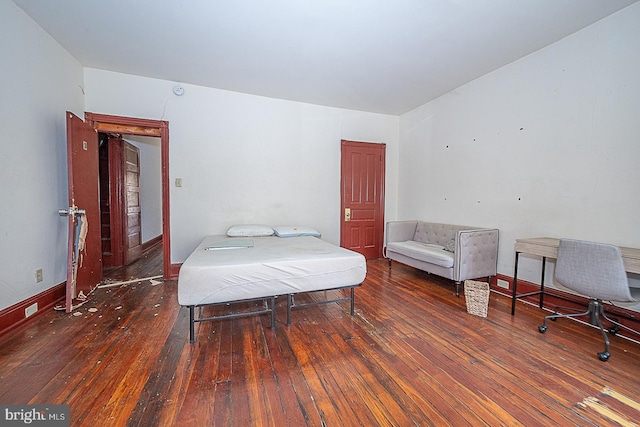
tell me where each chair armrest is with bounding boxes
[454,229,499,281]
[385,221,418,244]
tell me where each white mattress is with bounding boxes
[178,235,367,306]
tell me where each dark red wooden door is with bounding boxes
[124,141,142,265]
[340,140,385,259]
[65,112,102,311]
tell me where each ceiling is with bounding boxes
[13,0,639,115]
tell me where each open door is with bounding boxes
[340,140,385,259]
[100,136,143,268]
[123,141,142,264]
[60,112,102,312]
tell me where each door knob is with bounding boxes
[344,208,351,222]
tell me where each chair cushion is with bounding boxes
[386,241,454,268]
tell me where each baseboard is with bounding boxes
[0,283,65,339]
[142,234,162,254]
[169,263,182,280]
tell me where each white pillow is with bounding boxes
[273,226,321,238]
[226,224,274,237]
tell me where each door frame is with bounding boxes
[85,112,175,279]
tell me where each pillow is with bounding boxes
[443,237,456,253]
[273,226,321,238]
[226,224,274,237]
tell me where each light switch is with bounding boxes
[175,178,182,187]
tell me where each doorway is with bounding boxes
[85,113,173,279]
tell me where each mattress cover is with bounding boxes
[178,235,367,306]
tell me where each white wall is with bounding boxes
[125,136,162,243]
[398,4,640,308]
[0,0,84,311]
[84,70,400,262]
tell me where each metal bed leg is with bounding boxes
[286,294,293,326]
[350,287,355,315]
[189,306,195,343]
[270,296,276,329]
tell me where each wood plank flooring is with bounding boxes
[1,247,639,426]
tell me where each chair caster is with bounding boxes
[550,317,558,322]
[608,326,619,335]
[598,351,610,362]
[538,325,547,333]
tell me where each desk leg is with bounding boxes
[511,251,520,315]
[539,256,546,309]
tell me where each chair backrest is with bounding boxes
[555,238,633,302]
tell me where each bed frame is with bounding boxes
[187,284,359,343]
[188,296,276,343]
[286,285,358,326]
[179,235,366,342]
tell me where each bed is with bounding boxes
[178,234,367,342]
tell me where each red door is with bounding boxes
[340,140,385,259]
[63,112,102,311]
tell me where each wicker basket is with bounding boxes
[464,280,490,317]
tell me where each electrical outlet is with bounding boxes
[35,269,43,283]
[25,303,38,318]
[497,279,509,289]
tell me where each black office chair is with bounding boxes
[538,238,637,361]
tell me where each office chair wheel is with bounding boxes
[598,351,610,362]
[538,325,547,333]
[608,326,619,335]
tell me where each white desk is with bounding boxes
[510,237,640,315]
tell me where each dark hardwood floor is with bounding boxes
[1,246,639,426]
